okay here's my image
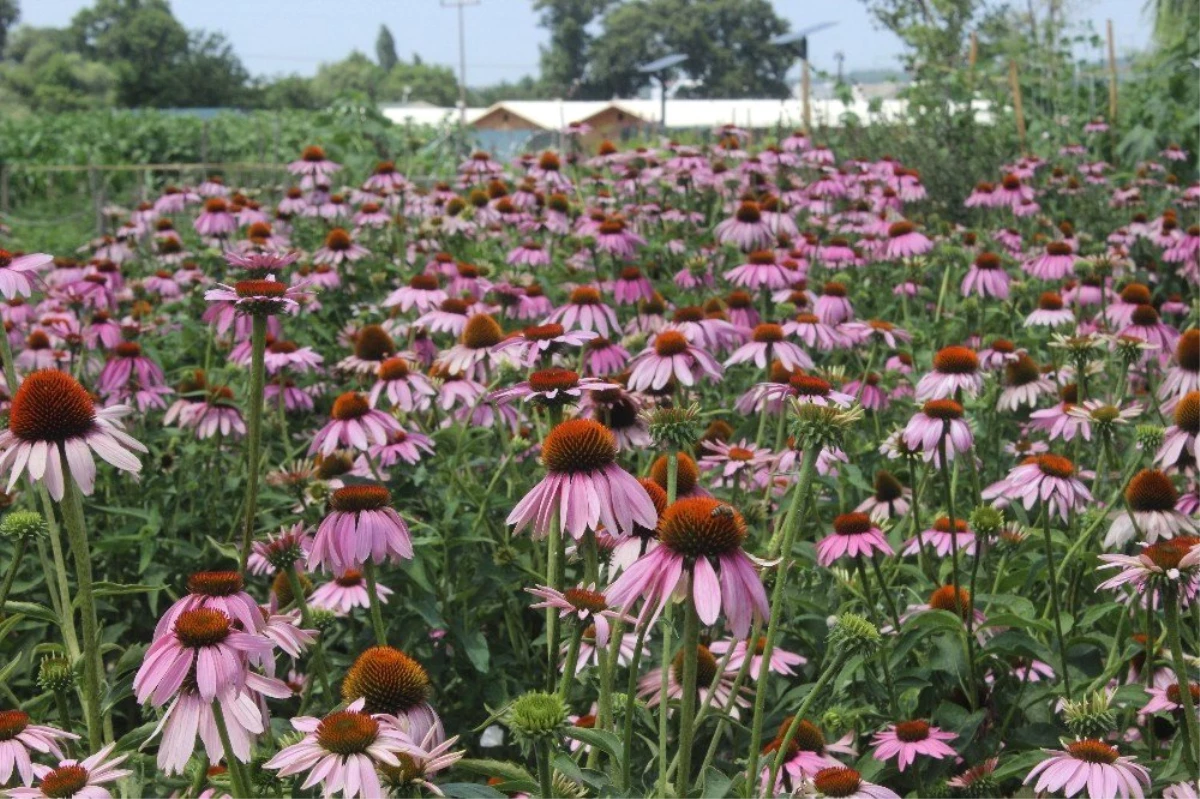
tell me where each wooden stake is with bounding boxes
[1106,19,1118,125]
[967,31,979,94]
[1009,59,1027,155]
[801,58,811,133]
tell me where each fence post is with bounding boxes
[1008,59,1027,155]
[1105,19,1118,125]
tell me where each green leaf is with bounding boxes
[981,613,1053,634]
[3,601,60,627]
[564,726,622,762]
[438,784,507,799]
[82,582,160,605]
[453,625,490,673]
[455,758,536,787]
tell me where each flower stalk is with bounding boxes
[59,471,103,750]
[238,315,268,573]
[674,572,701,796]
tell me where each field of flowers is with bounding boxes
[0,126,1196,799]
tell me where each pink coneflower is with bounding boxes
[311,569,393,615]
[612,266,654,304]
[903,516,976,557]
[8,743,131,799]
[203,275,308,319]
[817,236,858,265]
[1143,682,1200,716]
[493,322,597,368]
[805,766,899,799]
[627,329,723,392]
[715,201,774,251]
[369,357,436,412]
[964,181,997,208]
[490,367,617,407]
[263,699,415,799]
[313,227,369,265]
[903,399,973,464]
[783,313,847,351]
[814,282,854,324]
[155,571,265,641]
[1024,740,1150,799]
[870,720,956,772]
[725,323,813,371]
[607,497,768,637]
[998,354,1055,411]
[248,523,312,576]
[637,642,750,713]
[915,346,983,401]
[288,145,341,181]
[1025,292,1075,328]
[710,636,806,676]
[666,306,741,352]
[816,512,895,567]
[884,221,933,259]
[1104,470,1198,547]
[1100,535,1200,604]
[436,314,508,378]
[698,439,774,488]
[582,337,630,377]
[309,484,412,573]
[725,250,792,290]
[856,471,911,522]
[507,240,551,268]
[760,720,857,794]
[0,711,76,787]
[383,274,447,314]
[983,454,1093,522]
[593,216,644,260]
[1160,330,1199,410]
[545,286,620,338]
[194,198,237,237]
[1157,391,1198,469]
[310,392,402,456]
[842,319,912,350]
[0,370,145,500]
[262,340,323,375]
[507,419,656,540]
[1024,240,1077,281]
[378,728,464,796]
[133,608,273,706]
[527,584,633,647]
[0,250,49,299]
[1120,305,1180,354]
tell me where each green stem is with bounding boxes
[363,560,388,646]
[59,473,103,750]
[545,510,562,693]
[53,687,73,743]
[212,700,253,798]
[535,738,554,799]
[621,620,651,792]
[1040,511,1073,699]
[938,434,978,707]
[767,652,848,793]
[238,315,268,573]
[558,623,584,700]
[675,574,701,797]
[746,445,820,788]
[1164,588,1200,778]
[38,487,79,659]
[0,535,28,619]
[284,566,332,696]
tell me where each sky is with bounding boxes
[21,0,1154,88]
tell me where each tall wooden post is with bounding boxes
[1009,60,1027,155]
[1106,19,1118,125]
[801,58,811,132]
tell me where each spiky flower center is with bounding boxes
[1005,354,1041,387]
[38,764,90,798]
[1066,739,1119,764]
[563,587,607,613]
[748,250,775,265]
[335,570,364,587]
[1125,470,1178,512]
[727,291,753,309]
[1036,454,1075,478]
[378,357,411,382]
[1176,392,1199,434]
[0,710,30,740]
[923,399,964,420]
[671,644,718,688]
[833,512,873,536]
[660,498,746,558]
[929,585,971,619]
[1130,304,1160,326]
[974,252,1002,270]
[342,646,431,713]
[268,340,298,355]
[823,282,847,298]
[461,315,503,349]
[331,392,370,421]
[735,202,762,223]
[654,330,690,357]
[894,719,931,742]
[204,198,228,214]
[324,228,352,251]
[650,453,699,495]
[9,370,96,443]
[812,767,863,797]
[1144,536,1200,571]
[409,274,440,291]
[727,447,755,462]
[316,710,379,755]
[888,221,915,238]
[569,287,601,305]
[174,608,232,648]
[542,419,616,474]
[529,368,579,394]
[1046,241,1073,256]
[874,471,904,502]
[523,323,564,342]
[933,346,979,374]
[752,324,784,344]
[1166,683,1200,705]
[790,374,832,397]
[1177,330,1199,371]
[440,298,469,315]
[302,145,327,162]
[1038,292,1064,311]
[187,571,244,597]
[933,517,969,534]
[793,719,826,753]
[330,484,390,513]
[354,325,395,362]
[673,306,705,323]
[1120,284,1152,305]
[234,280,286,299]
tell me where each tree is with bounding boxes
[376,24,398,72]
[585,0,792,99]
[170,31,250,107]
[0,0,19,58]
[0,26,116,111]
[533,0,611,95]
[69,0,190,106]
[311,51,386,105]
[380,60,460,106]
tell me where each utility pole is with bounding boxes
[441,0,478,130]
[834,51,844,85]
